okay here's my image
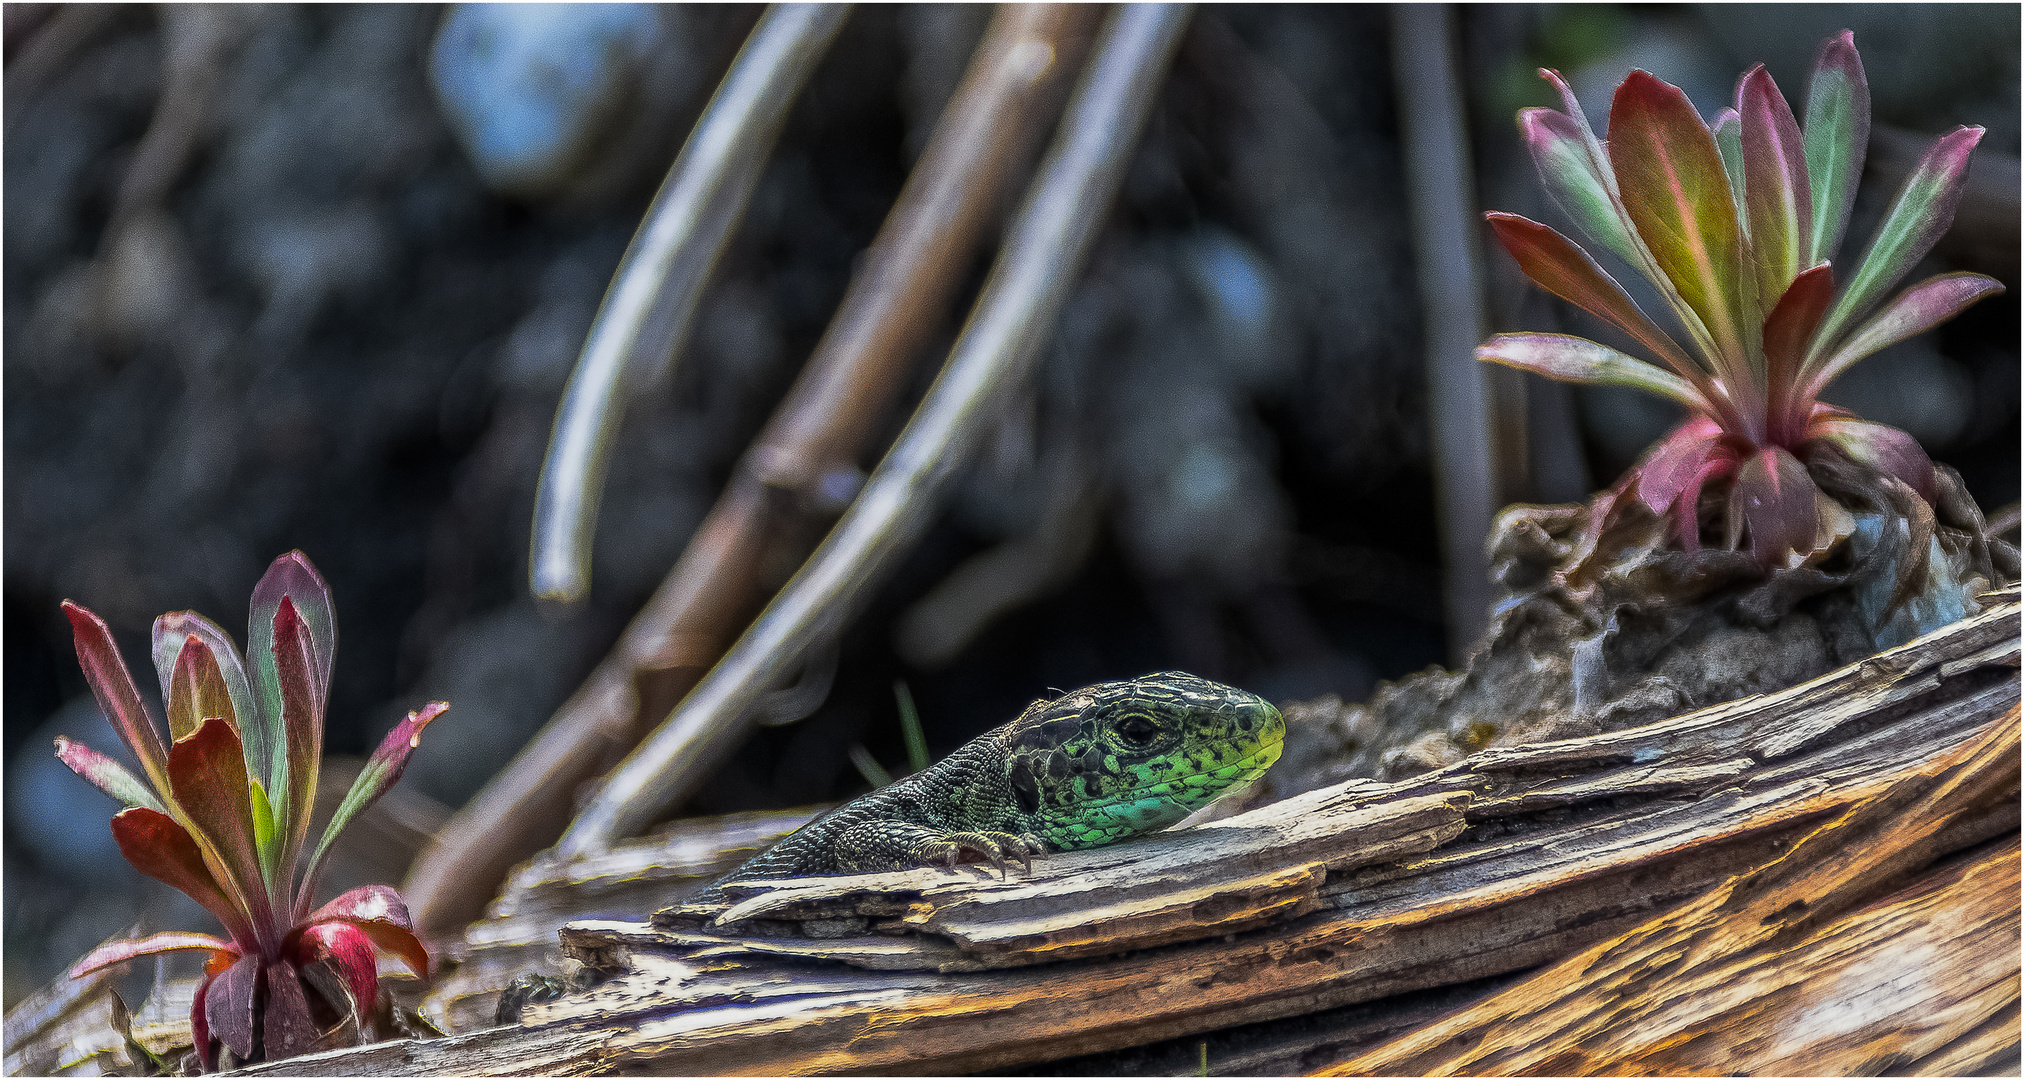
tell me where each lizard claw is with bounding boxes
[1017,833,1047,873]
[918,831,1046,879]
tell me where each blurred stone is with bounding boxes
[1179,227,1287,388]
[94,210,199,354]
[429,3,664,199]
[13,260,97,383]
[2,25,159,280]
[238,201,393,344]
[1097,249,1295,594]
[6,700,137,884]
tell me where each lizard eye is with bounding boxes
[1116,715,1159,746]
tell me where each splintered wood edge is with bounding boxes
[1321,704,2023,1076]
[589,794,1472,967]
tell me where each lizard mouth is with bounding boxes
[1095,734,1285,814]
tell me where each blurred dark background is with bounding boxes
[5,3,2016,1005]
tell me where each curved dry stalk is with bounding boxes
[555,3,1195,857]
[529,3,849,605]
[405,4,1104,933]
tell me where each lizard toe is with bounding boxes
[1011,832,1047,874]
[947,831,1011,876]
[916,831,1045,878]
[918,838,964,871]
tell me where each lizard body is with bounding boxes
[700,671,1284,892]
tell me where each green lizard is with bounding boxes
[490,674,1280,1022]
[696,671,1284,892]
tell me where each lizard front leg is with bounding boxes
[829,820,1047,877]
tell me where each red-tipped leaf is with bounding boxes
[1739,65,1813,305]
[109,807,255,945]
[1477,333,1707,410]
[1520,107,1641,268]
[293,920,384,1021]
[1808,416,1936,501]
[1519,69,1647,266]
[62,602,172,796]
[357,921,431,980]
[1609,70,1751,376]
[1809,125,1985,368]
[270,596,325,873]
[1673,455,1740,552]
[248,552,336,703]
[247,552,335,809]
[1806,272,2004,401]
[54,736,166,813]
[1486,212,1707,386]
[1634,419,1746,551]
[152,612,257,744]
[1632,418,1734,517]
[1762,263,1836,443]
[303,884,429,977]
[166,717,275,933]
[66,931,237,980]
[300,703,448,907]
[191,970,216,1070]
[1802,30,1869,265]
[1730,446,1821,565]
[166,634,238,744]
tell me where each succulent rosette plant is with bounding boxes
[1481,31,2002,573]
[55,551,447,1069]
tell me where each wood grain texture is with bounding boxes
[0,952,136,1077]
[1325,701,2021,1076]
[229,591,2020,1077]
[421,807,817,1033]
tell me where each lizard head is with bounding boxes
[999,671,1285,851]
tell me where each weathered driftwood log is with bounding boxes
[1325,704,2020,1076]
[227,588,2017,1076]
[1,931,137,1077]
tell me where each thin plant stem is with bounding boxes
[405,4,1103,931]
[894,680,929,776]
[529,4,849,604]
[557,3,1195,857]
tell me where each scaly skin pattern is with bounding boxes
[703,672,1285,892]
